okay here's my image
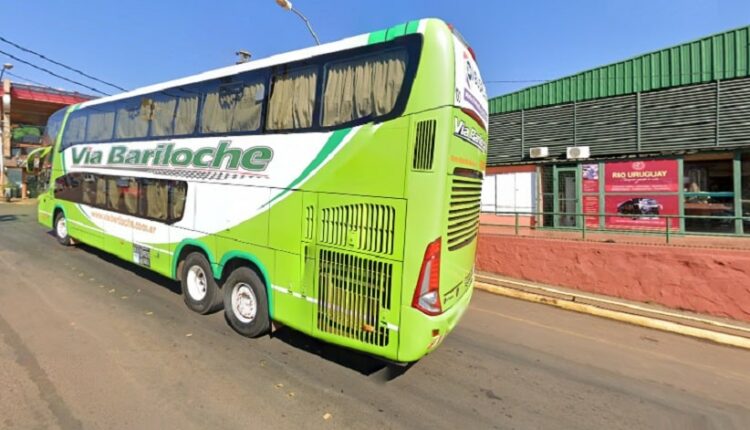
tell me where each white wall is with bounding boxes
[481,172,537,214]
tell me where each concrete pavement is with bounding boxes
[1,203,749,429]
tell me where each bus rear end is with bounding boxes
[398,22,487,362]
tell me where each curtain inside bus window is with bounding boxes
[201,80,264,133]
[123,178,139,215]
[115,99,149,140]
[143,179,168,220]
[322,50,407,127]
[174,94,199,135]
[150,95,177,137]
[96,176,107,207]
[267,66,317,130]
[62,111,88,147]
[169,181,187,221]
[86,106,116,142]
[107,177,121,211]
[81,175,97,205]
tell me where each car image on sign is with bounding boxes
[616,197,663,219]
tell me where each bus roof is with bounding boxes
[79,18,434,109]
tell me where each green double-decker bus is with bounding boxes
[37,18,487,363]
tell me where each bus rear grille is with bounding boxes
[320,203,395,256]
[317,249,392,347]
[413,119,436,171]
[447,175,482,251]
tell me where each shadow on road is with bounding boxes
[270,325,413,381]
[75,242,182,295]
[56,233,414,381]
[0,214,19,222]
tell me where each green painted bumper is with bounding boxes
[397,284,473,362]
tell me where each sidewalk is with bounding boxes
[475,271,750,350]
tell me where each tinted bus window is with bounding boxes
[115,98,149,140]
[86,105,116,142]
[62,110,88,149]
[44,108,67,147]
[201,77,265,134]
[148,87,200,138]
[322,49,407,127]
[267,66,317,130]
[141,178,168,221]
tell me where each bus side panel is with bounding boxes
[214,236,275,313]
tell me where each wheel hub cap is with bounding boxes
[56,217,67,239]
[231,283,257,323]
[186,266,208,301]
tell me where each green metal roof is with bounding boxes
[489,25,750,114]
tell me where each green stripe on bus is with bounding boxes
[263,127,352,207]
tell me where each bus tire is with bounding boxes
[223,267,270,338]
[181,252,223,315]
[54,211,72,246]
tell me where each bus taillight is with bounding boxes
[412,238,442,316]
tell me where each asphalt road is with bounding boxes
[1,203,749,430]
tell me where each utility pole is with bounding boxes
[274,0,321,45]
[0,67,11,199]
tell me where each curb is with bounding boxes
[475,281,750,351]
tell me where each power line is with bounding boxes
[4,70,53,88]
[0,35,126,92]
[0,48,109,96]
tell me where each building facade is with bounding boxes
[485,25,750,236]
[1,80,93,199]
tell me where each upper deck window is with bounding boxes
[201,76,265,134]
[267,66,317,130]
[321,49,407,127]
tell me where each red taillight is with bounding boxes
[412,238,442,316]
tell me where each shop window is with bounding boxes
[541,166,554,226]
[683,157,735,234]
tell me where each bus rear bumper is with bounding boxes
[397,285,473,362]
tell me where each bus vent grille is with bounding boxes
[304,205,314,241]
[413,119,436,171]
[320,204,395,256]
[317,249,392,347]
[447,175,482,251]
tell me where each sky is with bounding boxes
[2,0,749,99]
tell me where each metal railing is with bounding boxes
[480,209,750,244]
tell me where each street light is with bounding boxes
[0,63,13,81]
[274,0,320,45]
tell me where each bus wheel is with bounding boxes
[180,252,223,315]
[54,212,72,246]
[223,267,270,338]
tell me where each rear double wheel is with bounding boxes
[180,252,223,314]
[223,267,270,338]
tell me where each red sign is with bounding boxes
[582,164,599,193]
[604,160,679,193]
[583,195,600,227]
[605,195,679,230]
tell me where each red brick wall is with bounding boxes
[476,234,750,323]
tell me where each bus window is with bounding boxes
[141,178,168,221]
[86,105,116,142]
[267,66,317,130]
[61,110,88,149]
[81,174,97,205]
[115,98,150,140]
[169,181,187,221]
[201,77,265,134]
[321,49,407,127]
[43,108,66,147]
[150,93,177,137]
[149,88,200,138]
